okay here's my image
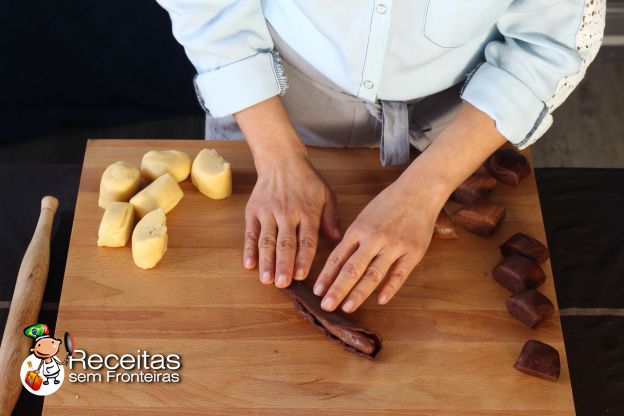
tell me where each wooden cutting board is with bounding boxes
[44,139,574,415]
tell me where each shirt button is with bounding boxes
[376,4,387,14]
[363,80,374,89]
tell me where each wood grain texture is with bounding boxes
[44,140,574,414]
[0,196,58,415]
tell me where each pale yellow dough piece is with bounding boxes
[97,202,135,247]
[191,148,232,199]
[140,149,191,182]
[132,208,168,269]
[98,161,141,209]
[129,173,183,218]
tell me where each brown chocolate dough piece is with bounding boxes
[506,290,554,328]
[453,200,506,237]
[434,208,458,240]
[451,168,497,205]
[500,232,550,264]
[514,340,560,381]
[485,149,531,186]
[282,281,382,359]
[492,254,546,293]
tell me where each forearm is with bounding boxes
[234,96,308,172]
[398,102,507,204]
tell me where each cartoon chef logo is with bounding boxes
[20,324,74,396]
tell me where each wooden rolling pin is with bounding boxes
[0,196,58,414]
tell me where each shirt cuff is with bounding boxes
[193,51,287,118]
[460,62,549,149]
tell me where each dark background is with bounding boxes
[0,0,202,157]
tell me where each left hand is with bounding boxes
[311,103,508,312]
[313,177,448,313]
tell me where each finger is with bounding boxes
[320,242,381,312]
[313,236,359,297]
[321,189,341,241]
[257,216,277,285]
[377,255,418,305]
[243,214,260,269]
[341,249,398,313]
[274,218,298,288]
[293,217,319,281]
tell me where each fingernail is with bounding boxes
[262,271,272,283]
[244,258,253,269]
[294,269,305,281]
[342,300,354,313]
[313,283,324,296]
[333,227,342,238]
[321,296,334,311]
[276,274,288,287]
[378,294,388,304]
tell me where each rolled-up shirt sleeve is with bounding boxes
[461,0,605,149]
[156,0,287,117]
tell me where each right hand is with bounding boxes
[244,153,342,288]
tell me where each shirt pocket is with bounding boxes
[424,0,512,48]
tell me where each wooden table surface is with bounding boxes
[44,139,574,415]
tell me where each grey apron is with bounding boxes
[205,25,463,167]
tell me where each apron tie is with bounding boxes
[379,100,410,167]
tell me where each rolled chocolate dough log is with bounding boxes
[506,290,554,328]
[434,208,458,240]
[514,339,560,381]
[282,281,383,359]
[451,168,497,205]
[453,200,506,237]
[492,254,546,293]
[485,149,531,186]
[500,232,550,264]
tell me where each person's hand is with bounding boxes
[311,102,509,313]
[234,96,342,288]
[243,153,341,288]
[313,177,448,313]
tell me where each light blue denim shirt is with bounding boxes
[157,0,605,148]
